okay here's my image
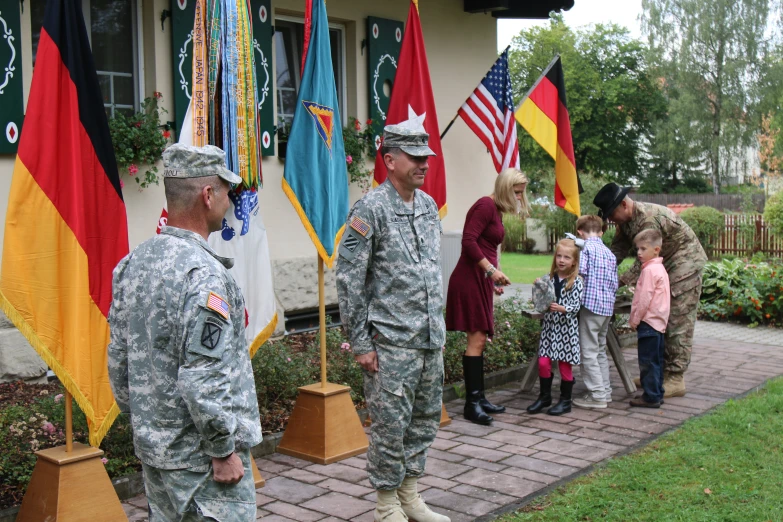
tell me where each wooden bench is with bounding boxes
[520,298,637,394]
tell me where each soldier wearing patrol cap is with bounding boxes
[336,120,450,522]
[108,143,262,522]
[594,182,707,399]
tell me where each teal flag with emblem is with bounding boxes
[282,0,349,268]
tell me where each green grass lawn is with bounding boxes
[500,253,633,284]
[499,377,783,521]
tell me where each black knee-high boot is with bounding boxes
[547,379,574,416]
[477,355,506,414]
[526,376,553,414]
[463,355,493,425]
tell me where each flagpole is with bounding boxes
[439,114,459,141]
[64,390,73,453]
[318,255,327,388]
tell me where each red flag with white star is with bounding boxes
[372,0,447,217]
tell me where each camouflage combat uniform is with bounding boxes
[611,202,707,375]
[336,179,445,491]
[108,226,262,522]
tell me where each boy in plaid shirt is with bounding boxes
[572,216,618,409]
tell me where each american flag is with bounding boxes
[458,47,520,173]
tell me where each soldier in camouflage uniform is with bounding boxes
[336,120,450,522]
[108,144,262,522]
[594,183,707,398]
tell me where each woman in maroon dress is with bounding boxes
[446,168,530,425]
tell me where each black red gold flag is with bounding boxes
[0,0,129,445]
[515,56,582,215]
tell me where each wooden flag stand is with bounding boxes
[16,391,126,521]
[276,256,369,464]
[440,403,452,427]
[251,460,266,488]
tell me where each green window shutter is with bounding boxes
[0,0,24,155]
[366,17,403,152]
[171,0,195,138]
[249,0,274,156]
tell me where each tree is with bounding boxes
[756,113,783,194]
[639,77,710,193]
[642,0,772,193]
[508,17,666,187]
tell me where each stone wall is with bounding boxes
[0,311,47,383]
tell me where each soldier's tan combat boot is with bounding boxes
[398,476,450,522]
[633,376,641,387]
[663,372,686,398]
[374,489,409,521]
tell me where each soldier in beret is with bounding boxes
[108,144,262,521]
[594,183,707,398]
[336,120,450,522]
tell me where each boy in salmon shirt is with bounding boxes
[629,229,670,408]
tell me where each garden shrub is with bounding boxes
[521,237,537,254]
[700,257,783,326]
[0,382,137,510]
[502,214,528,253]
[679,206,724,256]
[442,297,540,385]
[764,190,783,236]
[1,302,541,509]
[602,227,616,248]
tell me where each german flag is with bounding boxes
[0,0,129,446]
[514,56,582,216]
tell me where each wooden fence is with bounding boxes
[544,214,782,257]
[711,214,783,257]
[632,193,766,213]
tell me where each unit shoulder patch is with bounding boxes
[201,317,223,350]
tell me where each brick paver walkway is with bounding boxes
[122,322,783,521]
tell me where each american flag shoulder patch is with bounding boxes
[350,216,371,237]
[206,292,230,320]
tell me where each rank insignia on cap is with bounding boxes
[350,216,371,237]
[206,292,230,320]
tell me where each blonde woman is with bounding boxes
[446,168,530,425]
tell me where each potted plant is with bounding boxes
[343,117,376,192]
[108,92,171,189]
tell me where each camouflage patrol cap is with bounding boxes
[382,124,437,157]
[162,144,243,185]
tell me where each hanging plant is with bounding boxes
[108,92,171,189]
[343,117,376,192]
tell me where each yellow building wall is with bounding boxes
[0,0,499,268]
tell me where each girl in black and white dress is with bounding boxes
[527,238,584,416]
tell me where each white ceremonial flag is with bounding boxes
[160,101,278,355]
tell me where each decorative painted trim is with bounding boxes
[253,39,270,111]
[372,54,397,121]
[178,30,193,100]
[5,121,18,143]
[0,9,17,95]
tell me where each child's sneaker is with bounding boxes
[572,394,607,409]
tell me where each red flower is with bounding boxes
[154,91,162,99]
[366,119,373,126]
[163,130,171,139]
[354,120,361,131]
[135,122,142,128]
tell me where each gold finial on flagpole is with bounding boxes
[412,0,418,11]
